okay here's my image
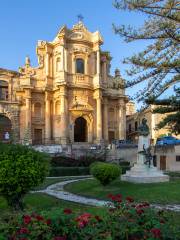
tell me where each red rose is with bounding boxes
[76,213,92,228]
[142,202,150,207]
[19,227,29,234]
[35,215,44,221]
[46,219,51,225]
[126,196,134,203]
[151,228,161,238]
[23,215,31,225]
[54,237,67,240]
[63,208,72,214]
[78,221,85,228]
[136,209,144,215]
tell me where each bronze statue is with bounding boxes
[138,118,150,136]
[143,145,153,167]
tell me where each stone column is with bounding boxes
[62,47,67,72]
[60,86,68,144]
[64,48,67,72]
[103,98,108,142]
[25,89,32,144]
[46,53,49,76]
[123,105,126,139]
[45,92,51,143]
[72,55,76,74]
[9,78,12,101]
[118,100,126,140]
[96,50,100,75]
[103,62,107,83]
[85,57,88,75]
[95,90,102,142]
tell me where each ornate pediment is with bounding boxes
[52,22,103,45]
[72,21,88,32]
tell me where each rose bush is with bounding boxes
[0,194,179,239]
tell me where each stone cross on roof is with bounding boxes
[77,14,84,22]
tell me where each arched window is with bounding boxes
[56,57,61,72]
[34,102,42,117]
[76,58,84,74]
[0,80,8,100]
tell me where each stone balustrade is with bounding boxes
[68,74,93,87]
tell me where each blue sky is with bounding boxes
[0,0,168,106]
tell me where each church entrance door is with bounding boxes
[74,117,87,142]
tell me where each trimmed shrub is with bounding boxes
[0,143,49,210]
[90,162,121,186]
[49,167,90,176]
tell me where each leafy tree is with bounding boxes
[147,87,180,134]
[0,143,49,211]
[113,0,180,102]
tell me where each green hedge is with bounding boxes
[51,155,105,167]
[49,167,90,176]
[165,171,180,178]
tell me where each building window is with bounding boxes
[129,124,131,133]
[135,121,138,131]
[176,156,180,162]
[0,80,8,100]
[76,58,84,74]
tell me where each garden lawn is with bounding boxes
[65,178,180,204]
[0,177,107,220]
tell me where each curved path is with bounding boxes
[35,178,180,212]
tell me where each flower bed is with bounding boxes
[1,195,179,240]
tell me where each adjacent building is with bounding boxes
[126,103,180,144]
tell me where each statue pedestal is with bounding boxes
[121,155,169,183]
[121,136,169,183]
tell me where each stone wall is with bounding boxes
[106,146,138,165]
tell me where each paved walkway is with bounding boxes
[35,178,180,212]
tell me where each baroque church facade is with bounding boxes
[0,22,128,145]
